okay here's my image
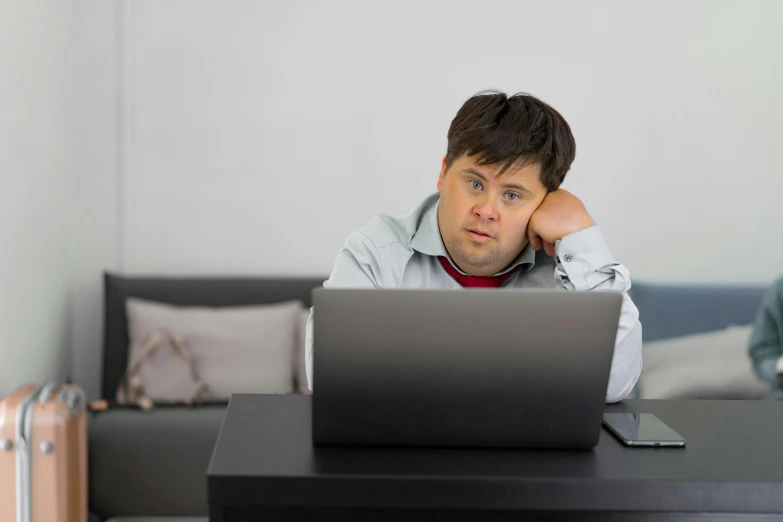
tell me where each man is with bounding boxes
[748,276,783,400]
[305,90,642,403]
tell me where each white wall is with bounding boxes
[0,1,77,396]
[122,0,783,284]
[3,0,781,399]
[0,1,117,398]
[67,1,120,400]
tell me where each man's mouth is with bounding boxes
[466,228,494,241]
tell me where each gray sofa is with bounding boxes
[88,274,770,521]
[90,273,325,522]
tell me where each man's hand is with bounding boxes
[527,189,595,256]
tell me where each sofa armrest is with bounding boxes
[88,406,226,520]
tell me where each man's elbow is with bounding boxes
[605,358,642,403]
[604,322,643,403]
[605,384,634,404]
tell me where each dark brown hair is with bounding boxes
[445,90,576,192]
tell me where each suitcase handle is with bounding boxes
[27,381,87,417]
[37,381,59,404]
[57,386,86,417]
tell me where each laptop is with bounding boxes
[310,287,623,450]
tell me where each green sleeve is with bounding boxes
[749,277,783,384]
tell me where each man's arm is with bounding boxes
[305,232,381,391]
[554,225,643,403]
[748,277,783,385]
[527,189,642,403]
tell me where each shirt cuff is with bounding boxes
[554,225,616,291]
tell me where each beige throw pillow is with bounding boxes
[639,325,770,400]
[125,298,303,401]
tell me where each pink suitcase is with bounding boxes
[0,382,88,522]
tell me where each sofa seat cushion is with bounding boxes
[89,406,225,519]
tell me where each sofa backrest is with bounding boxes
[102,272,326,400]
[629,281,768,343]
[102,274,772,397]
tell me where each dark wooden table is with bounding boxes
[207,394,783,521]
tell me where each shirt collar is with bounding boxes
[409,193,538,276]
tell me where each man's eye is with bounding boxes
[505,193,519,201]
[470,180,482,190]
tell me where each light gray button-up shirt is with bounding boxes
[305,192,643,403]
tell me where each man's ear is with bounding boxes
[436,156,448,191]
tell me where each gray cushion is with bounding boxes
[639,325,770,399]
[88,407,225,519]
[103,273,326,399]
[124,298,303,400]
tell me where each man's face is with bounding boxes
[436,154,548,276]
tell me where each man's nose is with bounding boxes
[473,199,499,221]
